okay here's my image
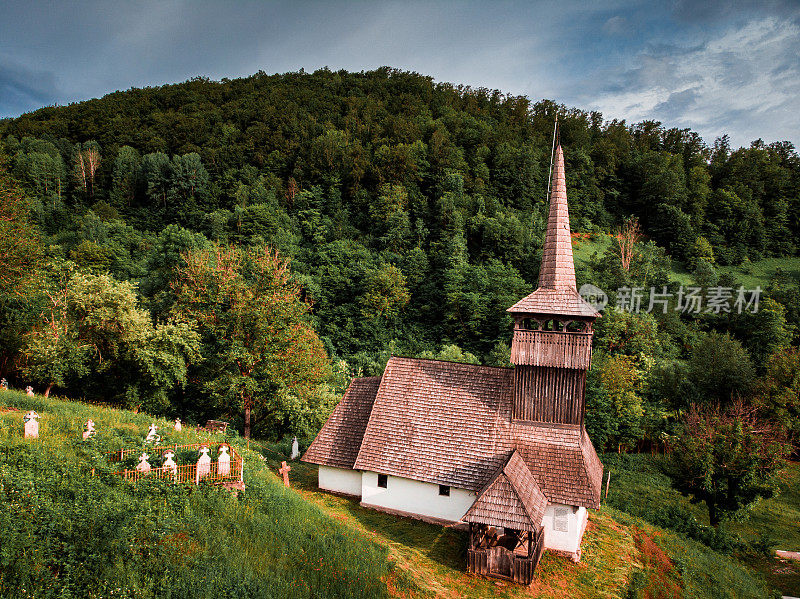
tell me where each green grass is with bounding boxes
[0,392,779,598]
[602,452,800,596]
[571,233,800,290]
[261,441,773,598]
[0,391,416,599]
[716,257,800,289]
[572,234,613,273]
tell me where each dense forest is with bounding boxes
[0,67,799,469]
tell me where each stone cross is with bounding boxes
[218,444,231,477]
[279,461,291,487]
[25,386,34,397]
[23,411,39,438]
[82,419,96,440]
[163,450,178,479]
[136,453,151,474]
[196,446,211,484]
[173,418,182,432]
[145,423,160,444]
[291,436,300,460]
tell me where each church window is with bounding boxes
[377,473,388,488]
[439,485,450,496]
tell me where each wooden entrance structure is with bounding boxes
[463,451,548,585]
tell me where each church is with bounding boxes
[303,140,603,584]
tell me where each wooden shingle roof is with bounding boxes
[351,357,603,509]
[302,376,380,469]
[539,143,575,291]
[511,422,603,508]
[464,451,548,531]
[507,288,599,318]
[507,143,600,319]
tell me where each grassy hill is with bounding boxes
[572,233,800,290]
[603,453,800,596]
[0,392,780,598]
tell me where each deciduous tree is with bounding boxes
[172,244,330,438]
[671,400,788,526]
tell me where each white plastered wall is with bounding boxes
[542,503,587,554]
[318,465,363,496]
[361,471,475,522]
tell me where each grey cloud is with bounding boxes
[670,0,800,23]
[653,87,699,119]
[602,16,629,36]
[0,61,59,117]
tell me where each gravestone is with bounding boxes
[145,423,160,444]
[196,446,211,483]
[291,436,300,460]
[174,418,182,432]
[279,461,291,487]
[25,386,34,397]
[82,419,96,440]
[218,444,231,476]
[23,411,39,438]
[163,450,178,479]
[136,453,151,474]
[1,378,8,391]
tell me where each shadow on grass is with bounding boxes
[259,452,470,573]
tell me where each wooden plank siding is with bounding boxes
[513,366,586,425]
[467,529,545,585]
[510,330,592,369]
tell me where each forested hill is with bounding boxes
[2,67,800,445]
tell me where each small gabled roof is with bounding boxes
[464,451,548,532]
[302,376,380,469]
[507,287,600,318]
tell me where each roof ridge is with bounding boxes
[578,427,603,504]
[503,451,543,527]
[387,355,513,371]
[352,360,394,470]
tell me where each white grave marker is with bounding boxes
[25,386,34,397]
[173,418,182,432]
[218,444,231,476]
[23,411,39,438]
[136,452,151,474]
[291,436,300,460]
[145,423,160,444]
[196,446,211,484]
[163,450,178,479]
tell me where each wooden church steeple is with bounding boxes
[507,140,599,425]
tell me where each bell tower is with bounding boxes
[507,141,599,425]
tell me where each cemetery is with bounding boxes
[108,441,244,490]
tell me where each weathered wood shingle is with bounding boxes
[350,357,603,509]
[464,451,548,531]
[302,377,380,469]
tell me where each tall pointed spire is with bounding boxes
[537,143,576,290]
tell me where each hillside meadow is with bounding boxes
[1,391,780,598]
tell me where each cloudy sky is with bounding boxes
[1,0,798,149]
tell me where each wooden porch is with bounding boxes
[467,523,545,585]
